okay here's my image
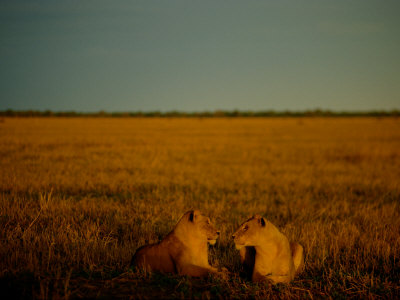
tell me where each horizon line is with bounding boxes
[1,109,399,118]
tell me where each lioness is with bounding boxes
[232,215,303,284]
[131,210,225,277]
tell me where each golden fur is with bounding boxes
[233,215,304,283]
[131,210,224,277]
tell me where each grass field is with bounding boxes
[1,117,399,299]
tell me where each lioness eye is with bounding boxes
[243,225,248,231]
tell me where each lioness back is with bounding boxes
[290,242,304,274]
[131,241,176,273]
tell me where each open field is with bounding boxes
[1,117,399,299]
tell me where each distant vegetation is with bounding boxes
[1,109,399,118]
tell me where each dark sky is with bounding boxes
[1,0,399,112]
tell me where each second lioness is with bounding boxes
[131,210,225,277]
[232,215,304,283]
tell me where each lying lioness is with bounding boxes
[232,215,303,283]
[131,210,225,277]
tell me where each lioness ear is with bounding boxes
[189,211,194,222]
[260,217,266,227]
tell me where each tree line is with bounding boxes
[1,109,399,118]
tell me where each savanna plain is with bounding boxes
[0,117,399,299]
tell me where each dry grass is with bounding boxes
[0,117,399,299]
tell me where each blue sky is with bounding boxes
[1,0,399,112]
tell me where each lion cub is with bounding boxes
[232,215,303,284]
[131,210,225,277]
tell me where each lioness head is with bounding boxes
[232,215,268,249]
[178,210,220,245]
